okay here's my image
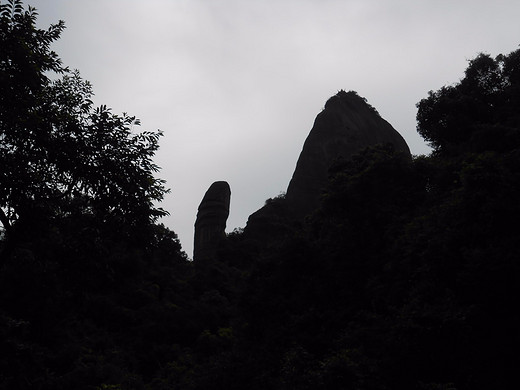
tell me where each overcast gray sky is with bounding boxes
[29,0,520,257]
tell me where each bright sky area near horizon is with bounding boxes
[28,0,520,258]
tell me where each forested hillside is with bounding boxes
[1,2,519,389]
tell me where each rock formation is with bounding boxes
[285,90,411,220]
[195,91,411,254]
[193,181,231,262]
[245,91,411,238]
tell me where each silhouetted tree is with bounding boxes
[0,0,168,257]
[417,48,520,155]
[0,3,191,388]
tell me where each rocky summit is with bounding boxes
[244,91,411,241]
[285,90,411,220]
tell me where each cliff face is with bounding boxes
[193,181,231,262]
[285,91,411,220]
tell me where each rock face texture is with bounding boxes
[285,90,411,220]
[193,181,231,262]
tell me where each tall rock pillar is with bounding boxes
[193,181,231,262]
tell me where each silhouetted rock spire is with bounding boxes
[193,181,231,262]
[285,90,411,220]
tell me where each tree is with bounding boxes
[416,47,520,155]
[0,6,190,389]
[0,0,168,251]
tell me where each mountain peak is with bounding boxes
[284,91,410,220]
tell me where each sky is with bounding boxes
[28,0,520,257]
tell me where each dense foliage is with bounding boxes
[416,49,520,155]
[1,1,519,388]
[0,2,189,388]
[0,0,168,236]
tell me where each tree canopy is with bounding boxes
[416,48,520,155]
[0,0,168,241]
